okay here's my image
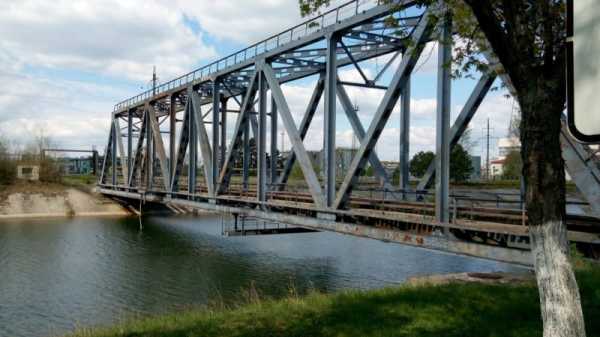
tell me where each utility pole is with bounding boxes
[486,118,490,180]
[152,66,157,95]
[478,119,496,181]
[280,131,284,153]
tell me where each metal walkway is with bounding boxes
[98,0,600,266]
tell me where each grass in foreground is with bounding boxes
[70,263,600,337]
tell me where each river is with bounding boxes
[0,214,522,337]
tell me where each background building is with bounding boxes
[498,137,521,157]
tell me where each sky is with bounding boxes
[0,0,519,162]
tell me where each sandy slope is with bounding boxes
[0,182,129,219]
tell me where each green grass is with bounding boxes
[453,180,579,192]
[70,264,600,337]
[61,174,97,188]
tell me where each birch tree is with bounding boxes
[299,0,585,336]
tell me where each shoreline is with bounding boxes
[0,181,132,221]
[0,211,131,221]
[67,265,598,337]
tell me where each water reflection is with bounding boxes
[0,214,522,337]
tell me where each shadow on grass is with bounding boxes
[74,267,600,337]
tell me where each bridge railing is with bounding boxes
[114,0,385,112]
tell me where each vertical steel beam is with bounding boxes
[243,118,250,191]
[277,76,324,189]
[217,73,259,193]
[114,118,128,185]
[111,120,117,186]
[337,82,391,187]
[147,105,172,191]
[249,113,259,141]
[188,99,197,194]
[99,124,111,184]
[435,8,452,226]
[146,107,153,189]
[129,111,147,187]
[270,96,278,185]
[220,96,227,169]
[128,112,133,180]
[190,90,215,197]
[263,64,325,207]
[257,67,268,203]
[417,72,496,190]
[212,79,221,192]
[170,101,191,192]
[399,74,411,198]
[324,33,339,207]
[170,95,177,179]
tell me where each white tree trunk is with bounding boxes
[530,220,586,337]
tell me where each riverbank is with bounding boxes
[70,262,599,337]
[0,181,129,220]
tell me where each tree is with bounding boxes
[0,137,16,185]
[450,143,473,183]
[23,128,62,182]
[502,150,522,180]
[289,161,304,180]
[300,1,584,336]
[409,151,435,178]
[410,145,472,182]
[362,164,375,177]
[450,3,584,336]
[458,127,477,152]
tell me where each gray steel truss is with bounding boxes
[417,72,497,191]
[97,0,600,265]
[333,11,434,209]
[337,81,391,187]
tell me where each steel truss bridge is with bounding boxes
[98,0,600,266]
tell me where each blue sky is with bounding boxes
[0,0,517,162]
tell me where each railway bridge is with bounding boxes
[98,0,600,266]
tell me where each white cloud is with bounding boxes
[0,0,217,81]
[0,0,514,164]
[0,69,121,150]
[177,0,349,45]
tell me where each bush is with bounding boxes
[0,158,16,185]
[39,158,62,183]
[0,140,16,185]
[502,150,522,180]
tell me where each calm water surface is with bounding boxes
[0,214,522,337]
